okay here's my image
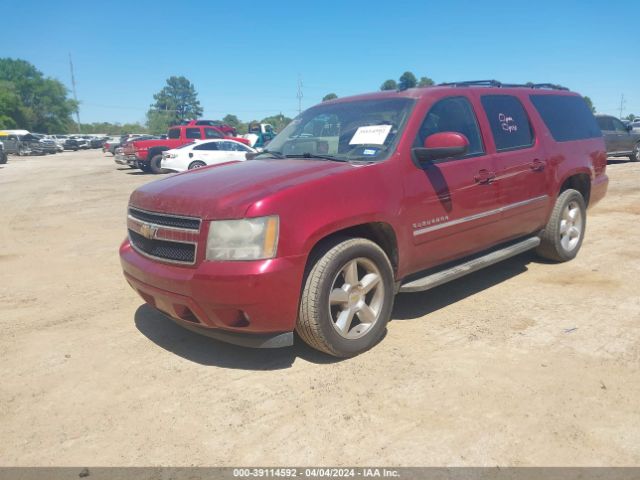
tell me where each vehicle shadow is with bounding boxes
[135,251,539,369]
[606,158,632,165]
[134,304,342,370]
[392,251,534,320]
[126,171,149,176]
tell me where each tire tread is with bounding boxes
[296,238,391,357]
[536,189,585,262]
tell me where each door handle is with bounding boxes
[530,159,545,172]
[474,169,496,184]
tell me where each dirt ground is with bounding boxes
[0,150,639,467]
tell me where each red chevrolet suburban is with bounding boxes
[120,81,608,357]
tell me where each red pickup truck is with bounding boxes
[120,81,608,357]
[116,121,250,173]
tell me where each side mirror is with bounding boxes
[412,132,469,164]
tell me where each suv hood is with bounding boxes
[129,159,355,219]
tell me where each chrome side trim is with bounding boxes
[413,195,548,237]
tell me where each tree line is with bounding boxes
[1,58,611,135]
[0,58,78,133]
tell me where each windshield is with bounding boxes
[262,97,415,161]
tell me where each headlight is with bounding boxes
[206,216,279,261]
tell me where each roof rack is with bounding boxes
[439,80,569,91]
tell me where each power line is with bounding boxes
[68,53,81,133]
[296,75,303,114]
[619,94,626,119]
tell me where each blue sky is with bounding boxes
[4,0,638,124]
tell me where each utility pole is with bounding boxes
[296,75,303,114]
[619,94,626,119]
[69,53,81,133]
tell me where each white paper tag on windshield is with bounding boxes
[349,125,392,145]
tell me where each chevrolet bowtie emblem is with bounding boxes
[139,223,158,240]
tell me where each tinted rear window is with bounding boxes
[168,128,180,139]
[529,95,601,142]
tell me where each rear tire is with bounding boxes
[536,189,586,262]
[0,152,7,164]
[296,238,394,357]
[188,160,206,170]
[149,154,168,174]
[630,142,640,162]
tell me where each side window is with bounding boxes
[194,142,218,151]
[204,128,223,139]
[416,96,484,157]
[186,128,202,139]
[480,95,534,151]
[611,118,627,133]
[596,117,614,131]
[168,128,180,139]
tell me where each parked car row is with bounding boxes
[0,130,122,156]
[0,131,57,156]
[113,120,252,173]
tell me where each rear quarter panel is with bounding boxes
[518,92,607,210]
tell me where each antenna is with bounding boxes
[69,53,81,133]
[619,94,626,119]
[296,75,303,114]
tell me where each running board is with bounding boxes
[398,237,541,293]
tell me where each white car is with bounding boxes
[161,139,256,173]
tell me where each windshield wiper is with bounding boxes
[285,153,347,162]
[253,149,285,159]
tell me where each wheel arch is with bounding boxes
[146,146,170,161]
[559,171,591,206]
[303,222,399,279]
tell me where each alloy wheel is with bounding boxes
[559,200,583,251]
[328,257,385,339]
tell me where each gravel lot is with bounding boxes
[1,150,639,466]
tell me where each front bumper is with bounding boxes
[115,153,138,166]
[120,239,306,347]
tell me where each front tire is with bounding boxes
[149,154,168,174]
[630,142,640,162]
[296,238,394,357]
[188,160,206,170]
[536,189,586,262]
[0,152,7,164]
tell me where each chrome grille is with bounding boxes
[127,207,201,265]
[128,207,201,230]
[128,230,196,263]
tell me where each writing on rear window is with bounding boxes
[499,113,518,133]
